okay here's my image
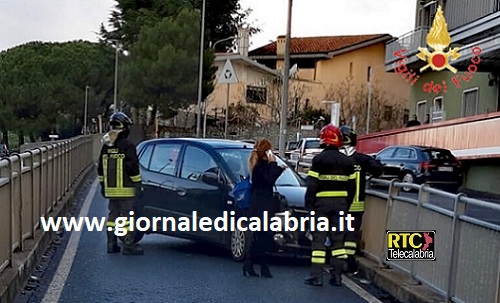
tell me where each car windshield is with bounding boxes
[305,140,321,149]
[215,148,303,187]
[287,142,297,150]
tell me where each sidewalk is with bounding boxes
[355,256,446,303]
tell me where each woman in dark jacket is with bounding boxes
[242,139,286,278]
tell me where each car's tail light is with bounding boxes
[420,161,435,171]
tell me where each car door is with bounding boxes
[392,147,419,176]
[376,147,398,178]
[138,142,184,233]
[175,144,226,243]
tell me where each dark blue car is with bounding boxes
[133,138,312,261]
[374,145,464,192]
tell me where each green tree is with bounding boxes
[99,0,259,52]
[0,41,115,142]
[121,8,216,120]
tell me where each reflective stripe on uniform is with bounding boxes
[311,250,326,264]
[117,157,123,189]
[98,176,104,182]
[331,248,348,259]
[308,170,319,178]
[349,201,365,212]
[103,157,108,187]
[130,175,141,182]
[345,241,357,255]
[318,174,350,181]
[316,191,348,197]
[104,187,135,198]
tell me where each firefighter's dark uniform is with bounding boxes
[343,150,384,270]
[97,128,143,255]
[304,146,356,286]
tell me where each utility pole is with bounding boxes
[279,0,293,158]
[366,66,373,134]
[196,0,206,138]
[113,42,119,113]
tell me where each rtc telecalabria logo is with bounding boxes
[416,5,460,73]
[393,5,482,94]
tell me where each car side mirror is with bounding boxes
[201,171,223,187]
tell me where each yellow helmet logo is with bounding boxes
[416,5,461,73]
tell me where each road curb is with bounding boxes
[0,164,95,303]
[356,256,447,303]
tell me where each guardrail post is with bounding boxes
[6,157,14,266]
[34,148,43,231]
[14,154,24,252]
[379,178,399,269]
[408,183,429,285]
[27,150,35,239]
[446,193,466,302]
[496,250,500,303]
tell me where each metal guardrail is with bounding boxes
[0,135,97,274]
[292,160,500,303]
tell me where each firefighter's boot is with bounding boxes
[121,233,144,255]
[329,258,345,287]
[304,275,323,286]
[122,243,144,255]
[304,264,324,286]
[107,231,120,253]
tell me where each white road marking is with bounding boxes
[41,179,98,303]
[342,275,383,303]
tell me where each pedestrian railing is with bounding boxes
[291,160,500,303]
[0,135,98,274]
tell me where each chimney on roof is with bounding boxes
[276,35,286,56]
[237,26,250,57]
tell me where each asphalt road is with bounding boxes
[15,177,400,303]
[369,186,500,226]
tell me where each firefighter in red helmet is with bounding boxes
[304,124,357,287]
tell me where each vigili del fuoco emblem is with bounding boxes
[416,5,460,73]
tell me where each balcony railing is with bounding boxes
[385,27,429,66]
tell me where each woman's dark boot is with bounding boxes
[242,254,259,277]
[260,255,273,278]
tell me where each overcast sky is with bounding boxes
[0,0,417,52]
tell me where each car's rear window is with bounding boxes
[305,140,320,149]
[423,149,455,161]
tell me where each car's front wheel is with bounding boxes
[401,172,415,192]
[230,230,247,262]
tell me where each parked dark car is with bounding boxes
[374,145,463,192]
[134,138,312,261]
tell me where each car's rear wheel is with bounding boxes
[401,172,415,192]
[230,230,247,261]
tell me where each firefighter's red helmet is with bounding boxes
[320,124,342,148]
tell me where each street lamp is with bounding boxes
[209,36,236,50]
[196,0,206,138]
[278,0,293,158]
[84,86,90,135]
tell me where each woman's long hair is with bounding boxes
[248,139,272,175]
